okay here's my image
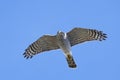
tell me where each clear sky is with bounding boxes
[0,0,120,80]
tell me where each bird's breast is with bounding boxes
[57,36,71,52]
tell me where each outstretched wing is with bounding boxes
[67,27,107,46]
[23,35,59,59]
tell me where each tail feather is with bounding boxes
[66,54,77,68]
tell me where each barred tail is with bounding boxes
[66,54,77,68]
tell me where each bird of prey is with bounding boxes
[23,27,107,68]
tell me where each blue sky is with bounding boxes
[0,0,120,80]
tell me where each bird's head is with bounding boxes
[57,31,64,36]
[57,31,67,39]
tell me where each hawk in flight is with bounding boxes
[23,27,107,68]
